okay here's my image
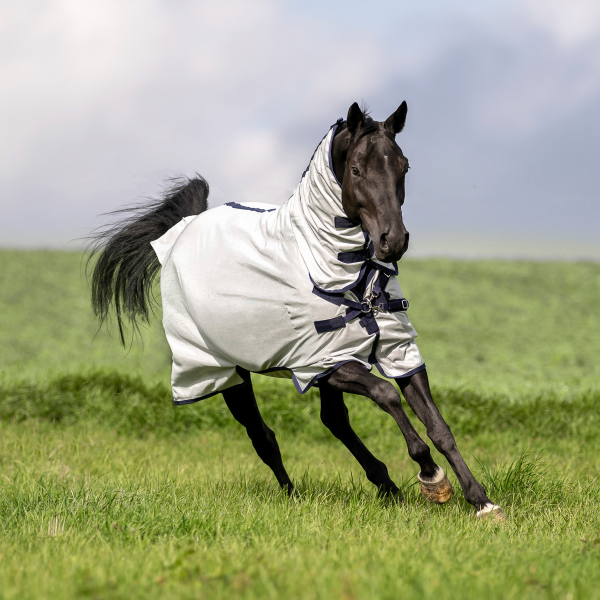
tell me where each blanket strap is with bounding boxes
[313,268,408,335]
[337,241,375,264]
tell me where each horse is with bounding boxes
[89,101,504,520]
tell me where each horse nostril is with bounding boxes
[380,232,389,250]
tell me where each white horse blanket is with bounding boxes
[151,121,424,404]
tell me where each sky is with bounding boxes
[1,0,599,258]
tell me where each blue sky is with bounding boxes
[1,0,599,257]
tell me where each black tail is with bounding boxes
[88,175,209,345]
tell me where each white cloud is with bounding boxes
[524,0,600,46]
[0,0,384,203]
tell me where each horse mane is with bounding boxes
[356,118,379,140]
[356,105,380,139]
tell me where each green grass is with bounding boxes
[1,250,599,599]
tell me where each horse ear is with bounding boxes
[384,101,407,135]
[346,102,363,136]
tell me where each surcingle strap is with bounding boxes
[337,241,375,264]
[313,266,408,335]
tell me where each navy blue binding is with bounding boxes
[300,118,343,182]
[328,118,344,186]
[173,358,369,404]
[375,362,427,380]
[173,387,230,406]
[225,202,276,213]
[257,360,360,395]
[370,260,399,277]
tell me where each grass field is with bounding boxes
[0,250,599,599]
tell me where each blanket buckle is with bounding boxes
[361,291,384,316]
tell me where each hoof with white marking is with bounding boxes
[418,466,454,504]
[476,503,507,522]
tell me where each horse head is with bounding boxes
[332,102,410,263]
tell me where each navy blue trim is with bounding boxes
[292,360,370,394]
[172,386,239,406]
[368,260,399,276]
[312,285,346,306]
[258,359,424,393]
[375,362,427,380]
[254,360,371,395]
[308,260,369,294]
[174,360,424,405]
[300,120,340,183]
[328,118,343,187]
[225,202,276,213]
[334,216,358,229]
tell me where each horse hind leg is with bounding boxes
[222,369,294,495]
[319,380,402,500]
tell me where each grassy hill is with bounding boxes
[1,250,599,393]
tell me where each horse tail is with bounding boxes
[88,175,209,346]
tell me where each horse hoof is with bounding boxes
[418,467,454,504]
[476,503,507,522]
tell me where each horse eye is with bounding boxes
[350,166,360,176]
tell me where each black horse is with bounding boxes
[90,102,504,520]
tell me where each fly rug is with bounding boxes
[91,101,505,521]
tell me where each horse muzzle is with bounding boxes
[376,231,409,262]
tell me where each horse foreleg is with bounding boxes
[325,362,452,502]
[222,369,294,495]
[396,369,505,519]
[319,380,401,499]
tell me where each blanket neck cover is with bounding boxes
[287,120,396,293]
